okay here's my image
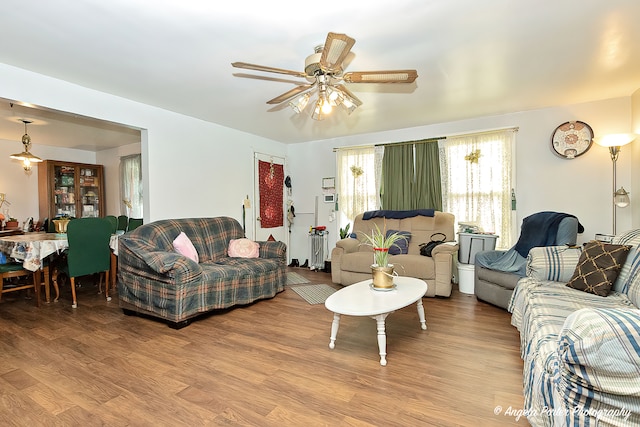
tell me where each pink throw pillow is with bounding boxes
[173,232,199,263]
[228,238,260,258]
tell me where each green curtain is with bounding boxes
[380,144,414,210]
[413,141,442,211]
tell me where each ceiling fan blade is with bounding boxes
[343,70,418,83]
[231,62,307,78]
[232,72,306,85]
[266,84,315,105]
[319,32,355,73]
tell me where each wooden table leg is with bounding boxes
[44,268,51,303]
[50,265,60,303]
[33,270,41,308]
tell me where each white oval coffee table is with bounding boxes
[325,276,428,366]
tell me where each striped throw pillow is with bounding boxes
[527,245,583,283]
[612,229,640,299]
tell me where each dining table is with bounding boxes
[0,231,120,303]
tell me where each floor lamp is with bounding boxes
[595,134,636,235]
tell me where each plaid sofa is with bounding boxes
[509,229,640,426]
[117,217,286,328]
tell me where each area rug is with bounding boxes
[290,284,336,305]
[286,271,309,285]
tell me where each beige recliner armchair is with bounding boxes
[331,210,458,297]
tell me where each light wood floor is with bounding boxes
[0,269,528,426]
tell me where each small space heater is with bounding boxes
[308,228,328,270]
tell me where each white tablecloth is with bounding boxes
[0,232,120,271]
[0,232,68,271]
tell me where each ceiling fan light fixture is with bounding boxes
[321,100,332,115]
[316,79,333,116]
[341,97,358,115]
[289,92,311,114]
[232,32,417,121]
[326,86,343,107]
[335,84,362,115]
[312,98,328,121]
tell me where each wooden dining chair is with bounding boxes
[60,217,112,308]
[0,263,41,307]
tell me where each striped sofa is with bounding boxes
[509,229,640,426]
[117,217,286,328]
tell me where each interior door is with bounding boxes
[253,153,287,245]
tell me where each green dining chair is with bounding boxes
[117,215,128,232]
[127,218,143,231]
[62,217,112,308]
[105,215,118,234]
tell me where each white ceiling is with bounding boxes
[1,0,639,150]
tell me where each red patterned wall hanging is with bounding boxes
[258,160,284,228]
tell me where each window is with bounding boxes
[335,129,515,248]
[439,129,515,247]
[336,146,383,225]
[119,154,143,218]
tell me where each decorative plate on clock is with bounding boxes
[551,121,594,159]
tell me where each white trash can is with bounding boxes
[457,263,475,294]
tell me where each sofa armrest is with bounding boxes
[526,245,582,282]
[431,244,458,297]
[331,238,361,284]
[431,241,459,256]
[335,237,360,253]
[257,240,287,262]
[139,250,201,275]
[558,308,640,396]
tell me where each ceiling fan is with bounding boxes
[231,32,418,120]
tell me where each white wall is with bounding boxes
[2,63,637,264]
[96,142,141,217]
[286,97,637,259]
[632,88,640,228]
[284,142,340,263]
[0,63,286,227]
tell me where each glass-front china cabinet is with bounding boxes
[38,160,105,220]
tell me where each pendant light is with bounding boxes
[9,120,43,171]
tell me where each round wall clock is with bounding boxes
[551,121,594,159]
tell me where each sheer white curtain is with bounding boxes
[374,145,384,208]
[439,129,515,247]
[119,154,143,218]
[336,146,380,226]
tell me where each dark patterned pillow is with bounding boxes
[386,230,411,255]
[566,240,631,296]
